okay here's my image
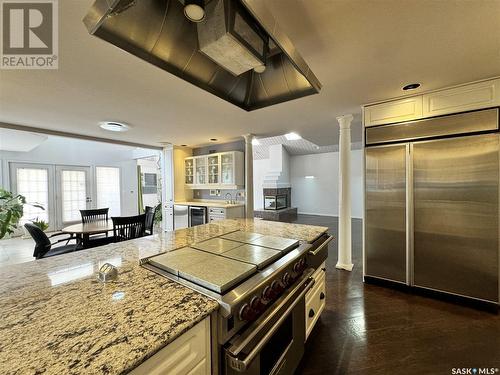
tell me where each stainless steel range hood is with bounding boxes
[83,0,321,111]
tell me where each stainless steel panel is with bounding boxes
[222,244,281,269]
[191,238,243,254]
[413,134,499,302]
[83,0,321,111]
[366,108,499,145]
[248,235,299,253]
[221,231,264,243]
[147,247,214,276]
[179,256,256,294]
[365,144,407,283]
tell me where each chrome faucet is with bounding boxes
[225,192,233,204]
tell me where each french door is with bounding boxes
[10,163,56,231]
[10,163,91,231]
[55,166,91,229]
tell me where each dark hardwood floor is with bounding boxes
[291,215,500,375]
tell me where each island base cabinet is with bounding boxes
[305,263,326,341]
[130,317,211,375]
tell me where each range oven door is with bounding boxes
[224,270,315,375]
[188,206,207,227]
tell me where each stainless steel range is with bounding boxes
[142,230,332,375]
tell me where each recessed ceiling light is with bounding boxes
[184,0,205,22]
[402,83,421,91]
[99,121,130,132]
[252,138,260,146]
[285,132,301,141]
[180,144,188,147]
[210,138,218,142]
[305,175,315,179]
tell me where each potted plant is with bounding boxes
[0,189,26,240]
[153,203,162,233]
[31,218,49,232]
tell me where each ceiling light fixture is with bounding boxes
[184,0,205,23]
[254,65,266,74]
[305,176,315,179]
[210,138,218,142]
[285,132,302,141]
[180,144,188,147]
[252,138,260,146]
[402,83,421,91]
[99,121,130,132]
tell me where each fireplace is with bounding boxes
[263,188,291,211]
[264,194,287,210]
[256,187,297,221]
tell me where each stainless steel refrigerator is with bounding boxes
[364,108,499,304]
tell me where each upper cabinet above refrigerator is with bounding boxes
[363,78,500,127]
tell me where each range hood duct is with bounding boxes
[83,0,321,111]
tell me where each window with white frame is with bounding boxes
[96,167,121,216]
[16,168,49,224]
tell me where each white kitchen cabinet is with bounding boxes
[305,263,326,341]
[185,158,194,185]
[422,78,500,117]
[130,317,211,375]
[185,151,244,189]
[364,96,423,127]
[208,206,245,222]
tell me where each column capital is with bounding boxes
[243,134,255,143]
[336,114,354,129]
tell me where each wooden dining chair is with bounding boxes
[79,208,111,247]
[112,214,146,242]
[144,206,157,236]
[80,208,109,223]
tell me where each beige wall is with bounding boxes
[173,147,193,202]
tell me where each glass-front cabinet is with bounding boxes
[208,155,220,184]
[185,151,244,188]
[221,152,234,185]
[185,158,194,185]
[195,157,207,185]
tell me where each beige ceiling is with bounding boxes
[1,0,499,148]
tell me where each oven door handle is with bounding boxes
[309,235,333,256]
[226,270,315,372]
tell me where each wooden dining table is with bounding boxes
[61,220,114,247]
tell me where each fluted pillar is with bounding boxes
[336,114,354,271]
[161,143,174,232]
[243,134,254,219]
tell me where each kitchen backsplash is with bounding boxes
[193,189,245,201]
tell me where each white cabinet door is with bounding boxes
[220,152,235,185]
[305,263,326,341]
[364,96,423,127]
[195,157,207,185]
[130,317,211,375]
[185,158,194,185]
[423,79,500,117]
[207,154,220,185]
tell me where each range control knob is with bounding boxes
[239,304,257,321]
[271,280,284,294]
[293,262,301,273]
[282,272,292,286]
[262,286,276,301]
[250,296,265,312]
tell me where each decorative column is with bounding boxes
[243,134,254,219]
[336,114,354,271]
[161,143,175,232]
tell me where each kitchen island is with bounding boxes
[0,219,328,374]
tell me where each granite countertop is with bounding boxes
[174,200,245,208]
[0,219,328,375]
